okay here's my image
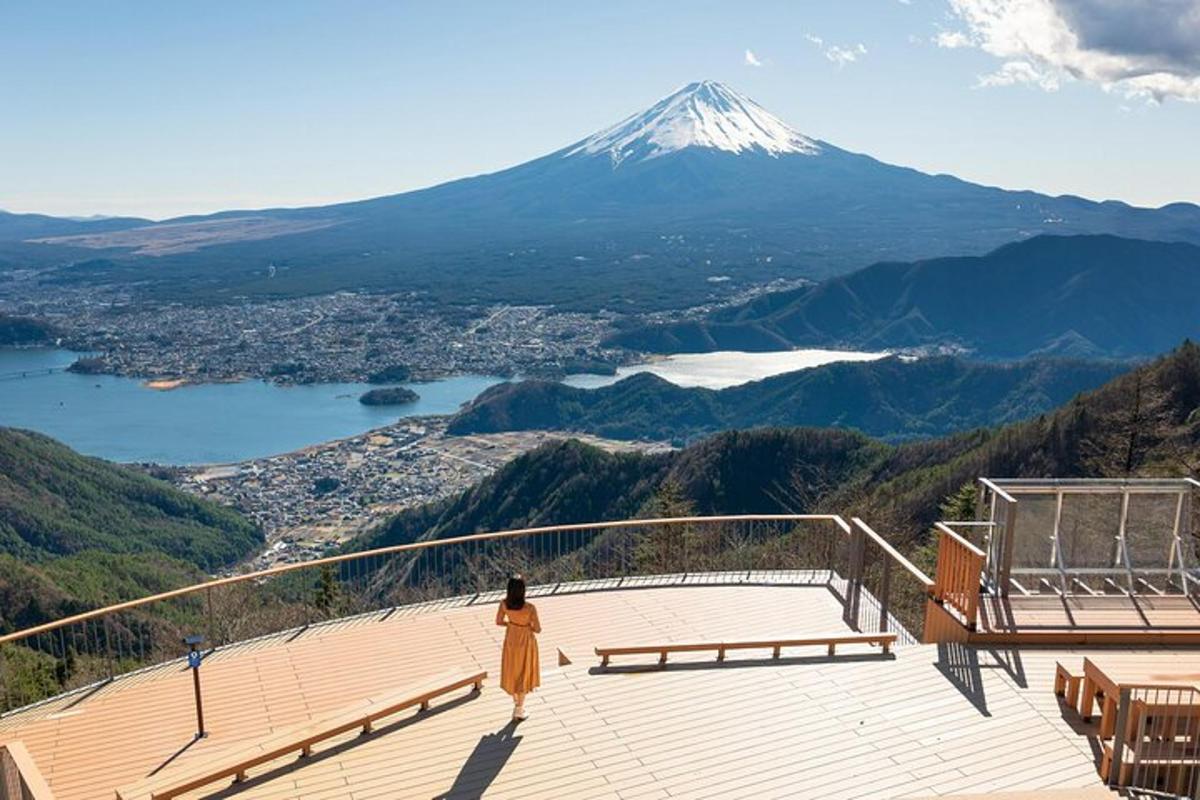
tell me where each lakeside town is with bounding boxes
[0,270,810,386]
[159,416,672,568]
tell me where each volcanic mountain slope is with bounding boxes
[15,81,1200,309]
[610,234,1200,358]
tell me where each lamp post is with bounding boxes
[184,635,207,739]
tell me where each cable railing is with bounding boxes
[838,518,935,645]
[0,513,941,716]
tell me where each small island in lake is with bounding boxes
[359,386,420,406]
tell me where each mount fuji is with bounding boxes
[16,80,1200,309]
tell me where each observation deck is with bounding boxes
[1,500,1198,798]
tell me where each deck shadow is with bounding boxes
[935,641,989,716]
[433,720,523,799]
[198,690,481,797]
[589,651,894,675]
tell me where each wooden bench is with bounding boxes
[594,632,896,668]
[115,669,485,800]
[1053,661,1083,709]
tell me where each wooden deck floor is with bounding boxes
[974,593,1200,644]
[0,581,1140,799]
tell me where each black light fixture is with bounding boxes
[184,634,207,739]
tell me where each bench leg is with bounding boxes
[773,646,781,659]
[420,699,430,712]
[1081,676,1097,720]
[600,655,609,668]
[827,643,836,657]
[658,651,668,667]
[717,647,725,662]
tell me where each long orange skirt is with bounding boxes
[501,623,540,695]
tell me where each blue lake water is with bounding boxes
[0,348,501,465]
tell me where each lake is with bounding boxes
[565,348,887,390]
[1,346,887,465]
[0,348,501,465]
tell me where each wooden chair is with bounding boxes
[1054,661,1083,709]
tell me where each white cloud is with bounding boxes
[935,30,972,48]
[804,34,868,68]
[943,0,1200,102]
[744,49,763,67]
[976,59,1061,90]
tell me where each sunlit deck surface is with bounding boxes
[975,594,1200,644]
[0,577,1155,799]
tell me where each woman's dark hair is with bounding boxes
[505,574,526,610]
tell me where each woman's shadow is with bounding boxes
[434,720,523,799]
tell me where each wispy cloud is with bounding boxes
[804,34,867,68]
[940,0,1200,102]
[976,59,1061,91]
[934,30,971,49]
[744,49,763,68]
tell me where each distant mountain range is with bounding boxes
[611,234,1200,358]
[447,355,1131,443]
[6,81,1200,309]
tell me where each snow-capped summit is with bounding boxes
[565,80,821,167]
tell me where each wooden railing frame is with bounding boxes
[932,522,987,630]
[0,740,55,800]
[1106,681,1200,792]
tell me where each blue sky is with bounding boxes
[2,1,1198,219]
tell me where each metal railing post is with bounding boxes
[103,615,115,680]
[878,557,892,633]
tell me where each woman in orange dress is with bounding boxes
[495,574,541,720]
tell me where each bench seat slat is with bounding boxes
[595,632,896,666]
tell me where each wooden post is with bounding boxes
[1108,688,1132,788]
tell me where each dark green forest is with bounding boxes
[448,355,1129,443]
[0,428,261,633]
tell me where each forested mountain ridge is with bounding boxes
[0,427,262,632]
[447,356,1130,443]
[609,235,1200,358]
[364,341,1200,553]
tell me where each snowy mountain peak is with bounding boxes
[566,80,820,167]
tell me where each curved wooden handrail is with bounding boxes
[0,514,847,645]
